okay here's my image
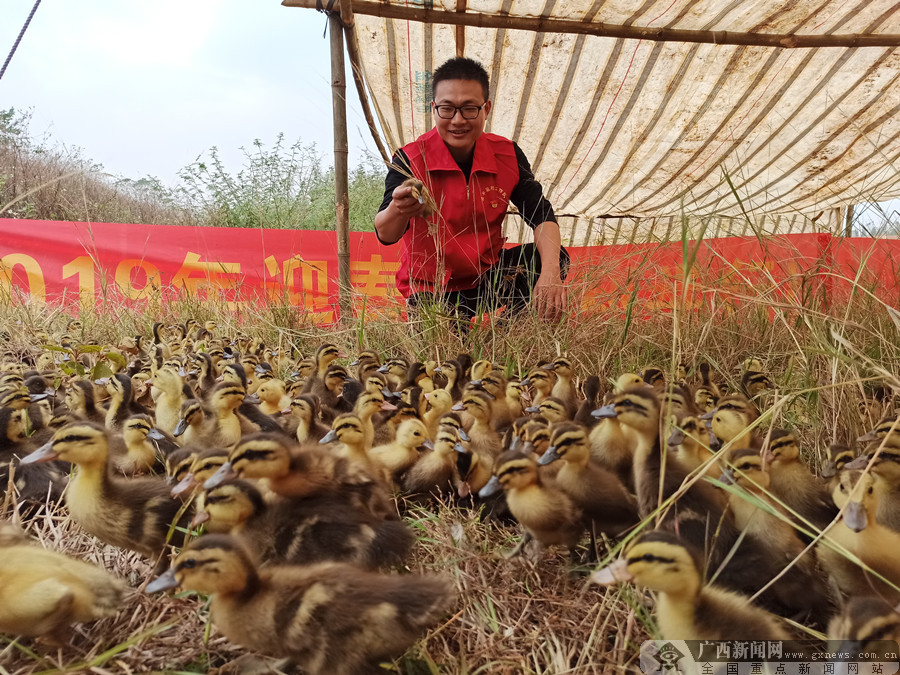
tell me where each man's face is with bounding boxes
[432,79,491,160]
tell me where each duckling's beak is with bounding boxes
[215,375,224,382]
[457,428,470,442]
[349,358,360,367]
[244,393,260,404]
[478,475,502,498]
[844,455,872,471]
[590,558,632,585]
[542,364,554,371]
[171,473,197,497]
[94,377,110,386]
[376,364,390,374]
[29,392,49,402]
[524,406,540,413]
[173,418,188,437]
[857,430,880,443]
[718,468,736,485]
[148,428,166,441]
[190,510,210,528]
[844,500,868,532]
[204,462,235,489]
[422,439,434,451]
[20,441,59,464]
[665,427,687,449]
[381,401,397,411]
[452,402,464,411]
[522,441,535,455]
[699,410,715,420]
[509,436,521,451]
[146,568,179,593]
[453,443,466,454]
[320,430,338,444]
[433,366,442,373]
[820,462,837,478]
[469,379,482,386]
[591,403,617,419]
[708,430,721,451]
[538,446,560,465]
[281,408,292,415]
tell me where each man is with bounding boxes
[374,57,568,322]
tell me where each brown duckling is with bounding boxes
[764,429,838,531]
[148,534,454,675]
[538,422,639,538]
[828,596,900,651]
[453,390,502,460]
[591,531,790,640]
[573,375,602,428]
[402,424,463,502]
[370,418,432,484]
[195,480,413,569]
[116,414,165,475]
[666,413,720,477]
[526,397,570,424]
[0,522,126,640]
[284,394,330,444]
[435,359,464,401]
[422,389,453,440]
[20,423,190,561]
[170,446,231,497]
[547,356,578,416]
[479,449,583,558]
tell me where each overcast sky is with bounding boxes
[0,0,375,185]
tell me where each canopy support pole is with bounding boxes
[330,11,352,320]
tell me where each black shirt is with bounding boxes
[377,141,557,242]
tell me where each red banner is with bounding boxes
[1,219,898,321]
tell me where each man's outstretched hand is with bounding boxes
[532,268,567,322]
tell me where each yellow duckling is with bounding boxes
[526,397,569,423]
[453,390,502,460]
[116,414,163,475]
[586,374,639,488]
[0,522,125,640]
[505,379,525,421]
[20,423,189,560]
[148,534,453,675]
[255,378,291,417]
[422,388,453,439]
[435,359,464,401]
[376,357,408,391]
[353,389,395,449]
[547,356,578,415]
[479,449,583,558]
[708,393,759,450]
[152,367,187,435]
[666,413,719,477]
[369,418,432,483]
[819,469,900,602]
[170,446,230,497]
[591,531,790,640]
[522,366,554,407]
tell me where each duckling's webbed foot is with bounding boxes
[213,655,294,675]
[503,531,533,559]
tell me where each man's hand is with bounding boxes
[391,184,428,219]
[532,267,567,322]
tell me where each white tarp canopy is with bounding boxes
[323,0,900,224]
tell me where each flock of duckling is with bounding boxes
[1,318,900,671]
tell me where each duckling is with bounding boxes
[402,424,462,502]
[208,433,395,521]
[822,442,856,483]
[20,423,190,560]
[404,361,435,394]
[312,364,351,422]
[741,357,774,401]
[764,429,837,531]
[828,596,900,650]
[255,378,291,417]
[353,390,394,449]
[522,367,554,407]
[573,375,601,428]
[613,372,643,393]
[453,390,502,460]
[479,449,584,558]
[321,413,378,473]
[350,349,382,381]
[527,397,569,424]
[422,389,453,439]
[370,418,431,483]
[372,401,420,446]
[537,423,638,538]
[591,531,790,640]
[819,469,900,602]
[116,414,165,475]
[436,359,464,401]
[587,388,635,488]
[667,413,719,477]
[720,448,834,621]
[517,417,550,457]
[709,393,759,450]
[595,386,735,567]
[547,356,578,415]
[694,362,720,413]
[640,365,666,391]
[170,446,230,497]
[104,373,150,431]
[504,379,525,421]
[0,521,125,640]
[147,534,453,675]
[284,394,330,444]
[195,480,413,569]
[846,449,900,532]
[376,357,409,391]
[173,398,211,447]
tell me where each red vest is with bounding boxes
[396,128,520,298]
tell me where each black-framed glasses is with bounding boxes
[433,102,486,119]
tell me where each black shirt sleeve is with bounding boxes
[376,149,413,245]
[509,143,557,229]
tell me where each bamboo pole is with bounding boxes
[330,12,352,320]
[283,0,900,49]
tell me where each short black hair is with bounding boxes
[432,57,490,102]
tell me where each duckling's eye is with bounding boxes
[868,487,874,494]
[180,558,197,569]
[840,484,848,493]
